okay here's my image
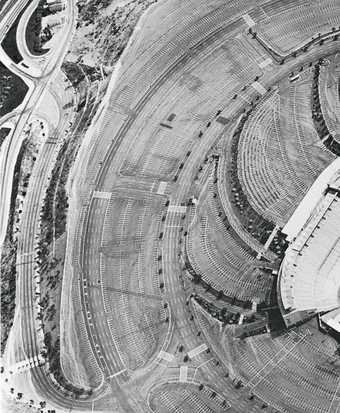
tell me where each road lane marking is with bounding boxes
[179,366,188,383]
[259,58,273,69]
[157,181,167,195]
[168,205,187,214]
[20,251,34,257]
[242,14,255,27]
[8,355,45,373]
[93,191,111,199]
[107,369,127,379]
[159,350,175,362]
[187,343,208,359]
[251,81,267,95]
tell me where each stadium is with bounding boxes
[278,159,340,330]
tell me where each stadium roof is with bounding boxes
[282,157,340,242]
[321,308,340,333]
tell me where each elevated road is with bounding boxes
[0,0,76,251]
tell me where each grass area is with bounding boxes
[0,62,28,117]
[0,0,8,12]
[25,0,51,56]
[1,1,27,64]
[0,127,10,148]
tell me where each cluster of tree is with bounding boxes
[0,139,29,354]
[62,62,99,88]
[43,332,92,398]
[194,294,243,325]
[77,0,111,25]
[0,242,17,353]
[40,140,69,248]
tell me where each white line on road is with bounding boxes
[263,225,280,250]
[159,350,175,362]
[192,358,214,381]
[107,369,127,379]
[242,14,255,27]
[251,81,267,95]
[188,343,208,359]
[168,205,187,214]
[259,58,273,69]
[157,181,167,195]
[93,191,111,200]
[179,366,188,383]
[238,94,251,104]
[8,355,45,373]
